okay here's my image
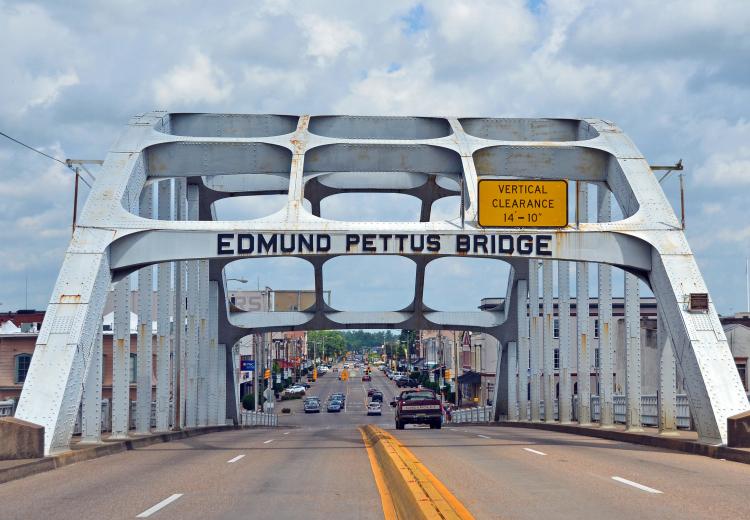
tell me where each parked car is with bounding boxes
[327,400,343,413]
[367,402,382,416]
[396,377,419,388]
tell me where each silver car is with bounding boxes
[367,402,382,416]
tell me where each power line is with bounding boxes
[0,130,92,188]
[0,130,69,167]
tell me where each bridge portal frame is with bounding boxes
[13,112,749,454]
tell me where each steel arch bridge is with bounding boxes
[14,112,749,454]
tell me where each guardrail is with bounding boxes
[240,410,278,427]
[449,405,492,424]
[448,394,706,428]
[72,400,175,435]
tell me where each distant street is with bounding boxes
[2,366,750,519]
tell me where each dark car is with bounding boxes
[370,392,383,403]
[362,374,371,382]
[396,377,419,388]
[327,400,343,413]
[304,399,321,413]
[367,388,379,397]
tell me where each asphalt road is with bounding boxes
[2,365,750,520]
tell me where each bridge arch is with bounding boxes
[13,112,748,455]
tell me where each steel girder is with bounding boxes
[13,112,749,454]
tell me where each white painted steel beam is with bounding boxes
[136,187,153,435]
[558,261,572,423]
[543,260,555,422]
[517,279,529,421]
[598,186,614,427]
[174,178,186,430]
[529,261,541,422]
[218,343,227,425]
[111,279,130,438]
[657,309,677,433]
[185,185,200,428]
[208,281,219,426]
[155,180,171,432]
[576,183,591,425]
[625,272,643,431]
[507,341,518,421]
[198,260,209,426]
[80,327,103,443]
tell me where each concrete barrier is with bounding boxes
[0,417,44,460]
[728,410,750,448]
[360,425,474,520]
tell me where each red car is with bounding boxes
[362,374,371,381]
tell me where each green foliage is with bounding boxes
[242,393,255,410]
[308,330,346,358]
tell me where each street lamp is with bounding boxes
[226,277,248,284]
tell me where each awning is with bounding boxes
[457,371,480,385]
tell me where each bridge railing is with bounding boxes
[446,393,725,429]
[240,410,278,427]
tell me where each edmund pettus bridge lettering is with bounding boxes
[216,232,553,257]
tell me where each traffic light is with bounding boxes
[264,368,271,380]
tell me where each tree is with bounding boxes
[308,330,346,358]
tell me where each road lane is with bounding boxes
[388,422,750,519]
[0,363,387,520]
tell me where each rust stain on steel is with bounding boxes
[59,294,81,303]
[581,333,587,354]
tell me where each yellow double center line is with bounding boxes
[360,425,475,520]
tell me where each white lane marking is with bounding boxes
[477,434,491,439]
[283,432,290,435]
[523,448,547,456]
[136,494,183,518]
[227,455,245,463]
[611,476,663,494]
[263,439,274,444]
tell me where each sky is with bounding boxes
[1,0,749,315]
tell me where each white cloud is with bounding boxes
[25,71,80,110]
[431,0,537,59]
[153,51,233,106]
[694,119,750,185]
[0,2,83,118]
[298,14,363,66]
[335,57,483,115]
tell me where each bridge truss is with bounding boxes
[14,112,749,454]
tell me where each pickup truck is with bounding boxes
[391,389,442,430]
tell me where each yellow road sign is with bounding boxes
[264,368,271,380]
[478,179,568,228]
